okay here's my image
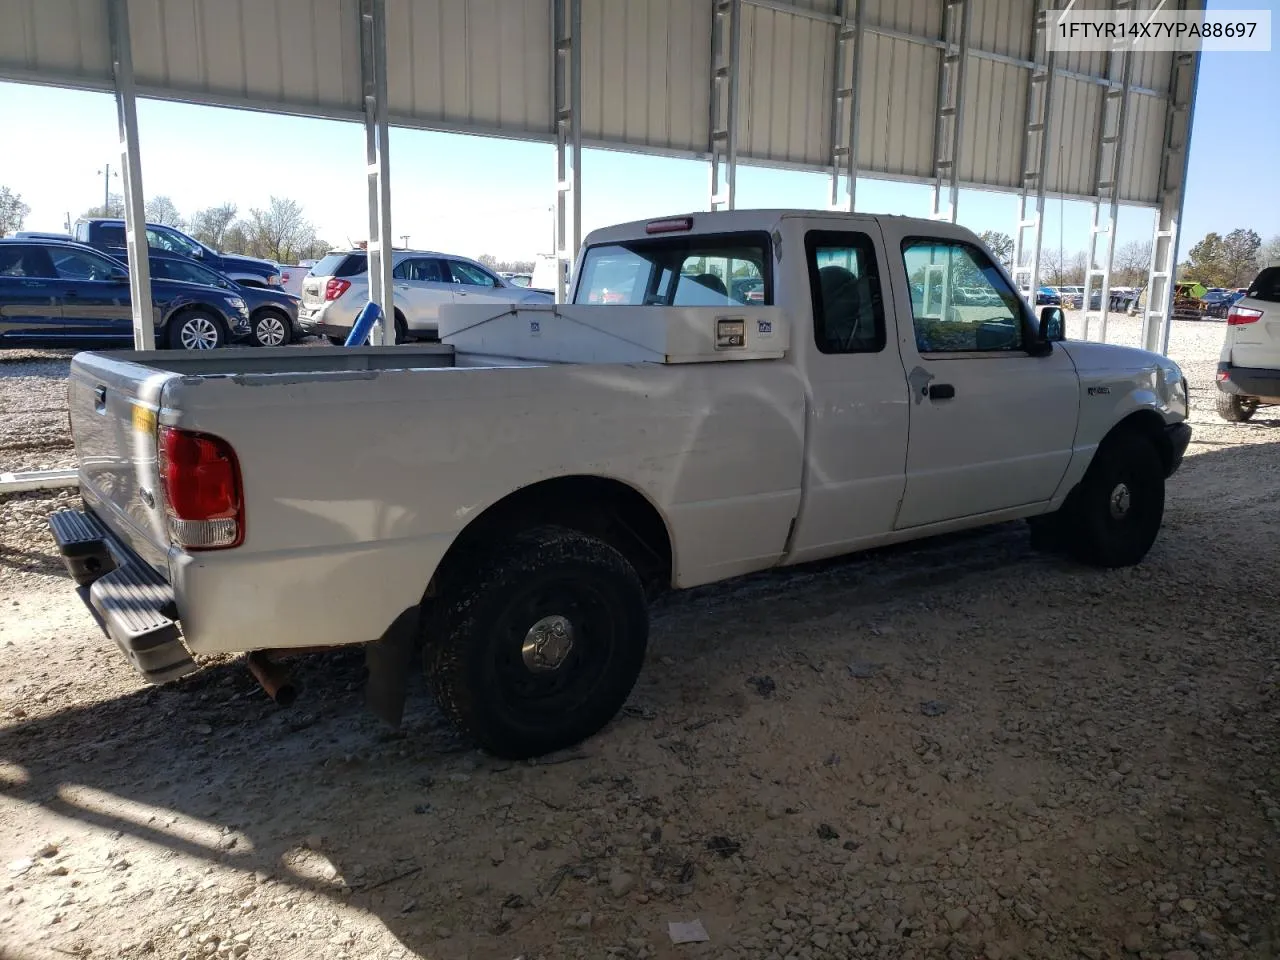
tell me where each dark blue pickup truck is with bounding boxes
[74,218,282,289]
[0,238,252,349]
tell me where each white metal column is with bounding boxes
[828,0,865,212]
[360,0,394,345]
[553,0,582,303]
[107,0,154,351]
[709,0,741,211]
[1143,44,1200,356]
[1011,0,1056,304]
[1082,2,1133,344]
[929,0,970,222]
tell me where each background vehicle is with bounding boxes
[1215,266,1280,421]
[1057,285,1084,308]
[1036,286,1060,306]
[529,254,566,295]
[504,273,533,287]
[149,252,304,346]
[74,218,283,289]
[1173,281,1207,320]
[300,248,553,343]
[49,210,1190,762]
[0,238,251,348]
[13,231,73,240]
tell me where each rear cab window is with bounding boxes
[1247,267,1280,304]
[95,225,126,248]
[574,232,772,306]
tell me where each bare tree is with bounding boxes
[79,194,126,219]
[1066,251,1088,286]
[1113,240,1152,287]
[1039,248,1066,287]
[144,195,185,228]
[1262,235,1280,269]
[189,203,239,251]
[0,186,31,236]
[242,196,318,263]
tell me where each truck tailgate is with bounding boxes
[68,352,175,572]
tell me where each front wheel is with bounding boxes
[1064,431,1165,568]
[424,526,649,759]
[167,311,225,350]
[251,310,292,347]
[1216,392,1257,423]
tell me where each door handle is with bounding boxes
[65,290,79,298]
[94,385,107,413]
[925,383,956,400]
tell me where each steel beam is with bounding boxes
[828,0,865,211]
[709,0,741,211]
[360,0,394,345]
[930,0,970,222]
[1143,41,1200,356]
[553,0,582,303]
[1083,3,1133,344]
[1011,0,1056,305]
[107,0,154,351]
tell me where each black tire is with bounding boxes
[166,310,226,351]
[251,309,292,347]
[1064,430,1165,568]
[1216,391,1257,423]
[394,310,408,345]
[425,526,649,759]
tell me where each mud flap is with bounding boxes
[364,607,420,727]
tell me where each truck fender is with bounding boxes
[364,605,421,728]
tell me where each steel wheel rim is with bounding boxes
[257,314,287,346]
[181,316,219,350]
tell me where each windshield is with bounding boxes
[575,232,771,306]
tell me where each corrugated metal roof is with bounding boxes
[0,0,1201,206]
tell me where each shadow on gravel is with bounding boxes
[1,438,1277,957]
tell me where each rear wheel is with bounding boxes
[1216,391,1257,422]
[1064,430,1165,568]
[424,526,649,759]
[394,310,408,345]
[251,309,292,347]
[167,311,225,351]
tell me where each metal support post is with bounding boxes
[107,0,154,351]
[1011,0,1056,304]
[709,0,741,211]
[553,0,582,303]
[1082,1,1133,343]
[828,0,865,211]
[929,0,970,222]
[360,0,394,345]
[1143,40,1200,355]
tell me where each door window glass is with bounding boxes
[146,227,202,258]
[902,240,1024,353]
[805,231,885,354]
[0,246,55,278]
[50,248,124,281]
[153,258,225,286]
[448,261,500,286]
[394,258,447,283]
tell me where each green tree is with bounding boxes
[0,186,31,236]
[978,230,1014,269]
[1261,235,1280,269]
[1220,228,1261,287]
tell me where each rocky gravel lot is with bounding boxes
[1,316,1277,960]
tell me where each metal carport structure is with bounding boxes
[0,0,1199,354]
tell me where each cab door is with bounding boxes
[0,245,61,337]
[391,256,456,326]
[879,225,1079,529]
[47,246,133,338]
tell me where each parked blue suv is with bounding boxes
[74,219,282,289]
[0,238,252,349]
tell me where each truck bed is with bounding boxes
[91,344,459,376]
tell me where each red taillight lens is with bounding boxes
[158,427,243,549]
[325,278,351,301]
[1227,306,1263,325]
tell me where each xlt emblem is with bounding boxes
[1088,386,1111,396]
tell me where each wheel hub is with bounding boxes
[182,317,218,350]
[521,615,575,672]
[1109,482,1132,520]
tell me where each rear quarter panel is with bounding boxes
[162,360,807,654]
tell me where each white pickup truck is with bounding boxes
[49,210,1191,759]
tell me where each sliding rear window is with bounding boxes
[1248,267,1280,303]
[574,231,772,306]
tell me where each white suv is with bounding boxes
[1215,266,1280,421]
[299,249,553,343]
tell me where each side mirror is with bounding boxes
[109,269,129,282]
[1038,306,1065,344]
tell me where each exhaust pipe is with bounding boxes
[247,652,297,707]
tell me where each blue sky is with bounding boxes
[0,10,1276,264]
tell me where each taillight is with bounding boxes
[158,427,244,549]
[325,278,351,301]
[1227,305,1263,325]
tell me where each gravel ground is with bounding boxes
[1,317,1277,960]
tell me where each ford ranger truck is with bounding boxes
[49,210,1191,759]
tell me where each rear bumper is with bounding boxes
[1164,421,1192,476]
[48,509,197,685]
[1216,362,1280,401]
